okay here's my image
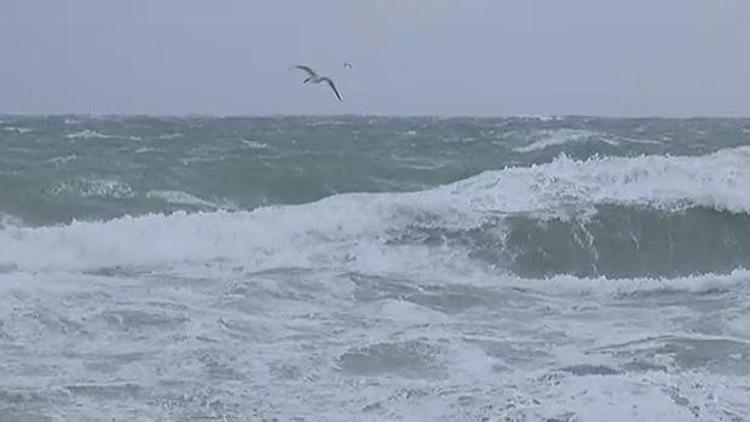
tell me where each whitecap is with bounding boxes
[157,133,183,140]
[65,130,112,139]
[44,155,77,165]
[3,126,32,134]
[240,139,268,149]
[513,129,606,153]
[49,179,134,198]
[146,190,233,210]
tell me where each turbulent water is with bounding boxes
[1,115,749,421]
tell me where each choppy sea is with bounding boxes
[1,115,749,421]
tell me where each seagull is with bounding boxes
[293,65,342,101]
[343,62,353,69]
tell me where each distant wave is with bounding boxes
[2,126,33,134]
[157,133,183,140]
[49,178,134,198]
[513,129,614,153]
[146,190,235,210]
[65,130,141,140]
[65,130,113,139]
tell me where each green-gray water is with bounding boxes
[1,116,749,421]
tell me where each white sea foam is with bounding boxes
[513,129,612,153]
[3,119,749,422]
[49,179,134,198]
[240,139,268,149]
[441,145,750,216]
[157,133,183,140]
[2,126,32,134]
[64,130,140,140]
[44,154,77,165]
[146,190,234,210]
[65,130,112,139]
[1,147,748,274]
[0,213,25,229]
[515,268,750,299]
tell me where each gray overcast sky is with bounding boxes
[1,0,749,116]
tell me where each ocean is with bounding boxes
[1,115,749,421]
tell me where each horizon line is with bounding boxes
[2,112,750,120]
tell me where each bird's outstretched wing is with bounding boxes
[322,77,342,101]
[293,65,318,78]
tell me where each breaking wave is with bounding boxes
[2,147,748,278]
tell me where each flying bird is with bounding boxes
[343,62,353,69]
[293,65,342,101]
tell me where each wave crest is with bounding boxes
[1,148,748,277]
